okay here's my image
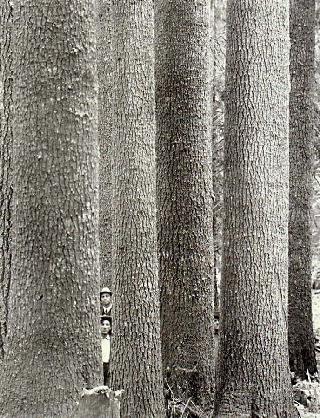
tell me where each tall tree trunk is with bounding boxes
[72,387,122,418]
[0,0,13,360]
[288,0,317,380]
[211,0,223,318]
[0,1,101,416]
[156,0,215,410]
[110,1,165,417]
[98,0,113,289]
[214,1,298,416]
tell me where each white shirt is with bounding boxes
[101,304,112,315]
[101,335,111,363]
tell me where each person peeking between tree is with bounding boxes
[101,315,112,386]
[100,286,112,316]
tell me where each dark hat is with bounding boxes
[101,315,112,326]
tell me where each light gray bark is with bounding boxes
[214,1,298,416]
[155,0,215,410]
[71,387,121,418]
[0,1,102,416]
[288,0,317,380]
[0,0,13,360]
[98,0,113,288]
[110,2,165,417]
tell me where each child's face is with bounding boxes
[100,293,111,306]
[101,320,111,335]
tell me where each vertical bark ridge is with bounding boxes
[288,0,317,380]
[0,0,13,360]
[0,1,101,416]
[110,2,165,417]
[156,0,216,409]
[215,1,298,416]
[98,0,114,288]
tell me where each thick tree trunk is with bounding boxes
[0,1,102,417]
[72,387,121,418]
[214,1,298,417]
[155,0,215,410]
[98,0,113,288]
[110,2,165,417]
[288,0,317,380]
[0,0,13,360]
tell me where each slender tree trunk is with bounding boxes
[110,2,165,417]
[0,1,101,416]
[156,0,215,410]
[0,0,13,360]
[98,0,113,289]
[288,0,317,380]
[214,1,298,416]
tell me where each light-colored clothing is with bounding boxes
[101,335,111,363]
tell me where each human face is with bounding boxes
[214,318,219,334]
[100,293,111,306]
[101,319,111,335]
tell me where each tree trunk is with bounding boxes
[0,0,13,360]
[98,0,114,289]
[155,0,216,410]
[72,387,122,418]
[0,1,102,416]
[110,2,165,417]
[214,1,298,416]
[211,0,223,319]
[288,0,317,380]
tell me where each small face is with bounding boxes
[214,318,219,334]
[101,319,111,335]
[100,293,111,306]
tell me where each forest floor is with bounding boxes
[313,289,320,376]
[168,294,320,417]
[296,290,320,417]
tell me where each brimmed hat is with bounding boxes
[100,286,112,296]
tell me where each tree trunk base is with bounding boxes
[214,389,300,418]
[71,386,122,418]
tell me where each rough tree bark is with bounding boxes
[155,0,216,410]
[211,0,222,318]
[98,0,113,288]
[214,1,298,417]
[0,0,13,360]
[72,387,122,418]
[288,0,317,380]
[110,1,165,417]
[0,1,102,416]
